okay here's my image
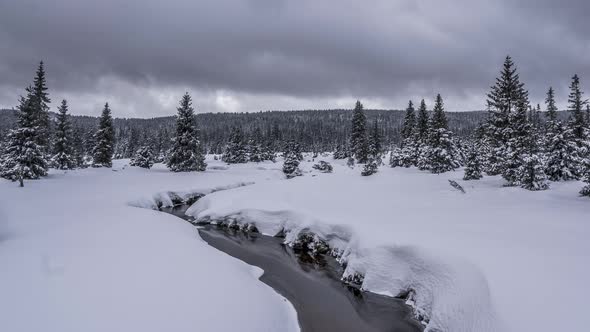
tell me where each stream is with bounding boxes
[161,204,423,332]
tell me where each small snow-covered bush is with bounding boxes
[312,161,333,173]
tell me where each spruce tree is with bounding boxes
[502,95,532,186]
[247,127,264,162]
[426,94,461,173]
[544,87,580,181]
[0,94,48,184]
[416,99,430,142]
[222,126,248,163]
[92,103,115,167]
[27,61,51,153]
[518,153,549,191]
[565,75,589,179]
[580,159,590,197]
[367,120,383,165]
[567,74,588,140]
[484,56,528,176]
[130,146,155,169]
[401,100,416,143]
[282,140,302,178]
[415,99,431,170]
[350,100,368,163]
[167,93,207,172]
[463,142,483,180]
[52,100,75,170]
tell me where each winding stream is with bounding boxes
[161,204,423,332]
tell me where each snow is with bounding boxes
[0,159,298,332]
[2,154,588,332]
[186,156,590,332]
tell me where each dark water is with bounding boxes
[161,205,423,332]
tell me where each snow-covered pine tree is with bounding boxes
[350,100,368,163]
[401,100,416,143]
[544,87,581,181]
[333,144,350,159]
[580,158,590,197]
[502,93,532,186]
[222,126,248,163]
[130,146,155,169]
[247,127,264,162]
[0,94,48,184]
[27,61,51,154]
[52,99,75,170]
[415,99,431,170]
[518,152,549,191]
[565,75,590,179]
[361,157,378,176]
[282,140,302,178]
[416,99,429,142]
[362,120,382,176]
[72,126,85,168]
[398,100,419,167]
[389,147,404,168]
[167,93,207,172]
[567,74,588,141]
[484,56,528,176]
[463,141,483,180]
[367,119,383,165]
[426,94,461,173]
[92,103,115,167]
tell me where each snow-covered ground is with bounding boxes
[186,156,590,332]
[0,159,298,332]
[1,156,588,332]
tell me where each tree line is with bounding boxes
[1,58,589,196]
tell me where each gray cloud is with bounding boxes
[0,0,588,116]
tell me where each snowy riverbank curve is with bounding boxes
[186,197,503,332]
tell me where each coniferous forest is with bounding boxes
[1,58,589,195]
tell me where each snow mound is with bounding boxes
[129,182,254,210]
[187,197,501,332]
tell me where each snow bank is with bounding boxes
[187,157,590,332]
[0,158,299,332]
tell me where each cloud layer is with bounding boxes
[0,0,588,116]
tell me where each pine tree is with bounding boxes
[567,74,588,140]
[92,103,115,167]
[463,142,483,180]
[544,87,580,181]
[426,94,461,173]
[367,120,383,165]
[502,96,532,186]
[130,146,155,169]
[565,75,590,180]
[222,126,248,163]
[401,100,416,143]
[282,140,302,178]
[361,158,378,176]
[247,127,264,162]
[580,158,590,197]
[484,56,528,176]
[350,100,368,163]
[72,126,85,168]
[416,99,429,142]
[518,153,549,191]
[167,93,207,172]
[27,61,51,153]
[0,94,48,184]
[333,144,350,159]
[52,100,75,170]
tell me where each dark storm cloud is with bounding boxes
[0,0,588,116]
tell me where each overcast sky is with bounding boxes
[1,0,589,117]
